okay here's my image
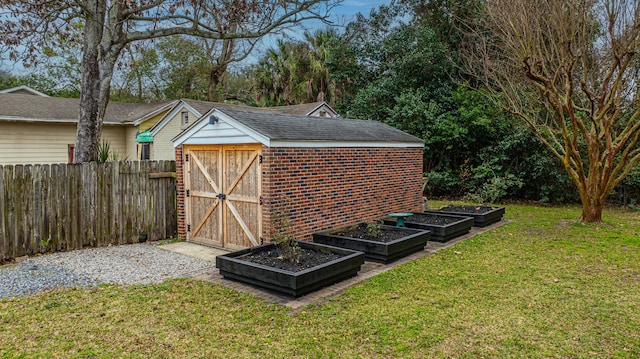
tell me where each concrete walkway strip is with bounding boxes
[162,220,509,309]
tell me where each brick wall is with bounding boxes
[261,146,423,241]
[175,145,186,241]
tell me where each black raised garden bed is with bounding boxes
[425,205,505,227]
[312,223,430,263]
[382,213,473,242]
[216,241,365,297]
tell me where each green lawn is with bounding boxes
[1,203,639,358]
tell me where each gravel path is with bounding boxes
[0,243,216,300]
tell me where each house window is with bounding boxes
[181,111,189,126]
[68,145,74,163]
[139,143,151,160]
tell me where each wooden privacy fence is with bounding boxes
[0,161,177,263]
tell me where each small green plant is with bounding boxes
[97,140,111,163]
[40,236,57,248]
[366,220,383,238]
[97,140,129,163]
[270,202,299,262]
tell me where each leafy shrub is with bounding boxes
[466,174,523,204]
[97,140,129,163]
[366,220,383,238]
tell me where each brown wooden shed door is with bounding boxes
[184,144,261,249]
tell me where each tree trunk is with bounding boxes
[207,36,235,102]
[74,0,105,163]
[579,192,604,222]
[208,65,226,102]
[74,0,123,163]
[576,168,605,223]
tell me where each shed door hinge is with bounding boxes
[259,155,263,164]
[186,189,190,197]
[185,153,189,162]
[187,224,191,232]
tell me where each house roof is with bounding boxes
[247,102,337,116]
[173,107,424,147]
[180,99,221,116]
[180,99,335,117]
[150,99,340,136]
[0,93,174,125]
[0,85,49,97]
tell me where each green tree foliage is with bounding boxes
[254,28,344,106]
[111,45,163,102]
[0,71,59,95]
[156,34,258,103]
[341,2,576,204]
[156,37,211,101]
[400,0,482,48]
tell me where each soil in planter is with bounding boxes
[440,205,500,213]
[336,223,413,243]
[240,246,342,272]
[406,213,463,225]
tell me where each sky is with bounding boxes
[262,0,392,48]
[333,0,392,18]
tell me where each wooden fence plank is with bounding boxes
[71,164,82,251]
[146,161,156,240]
[43,165,52,252]
[123,161,132,243]
[32,165,44,254]
[103,162,112,245]
[134,162,143,241]
[4,165,16,260]
[50,164,61,252]
[88,162,95,247]
[0,166,5,262]
[60,164,71,251]
[165,160,177,238]
[15,165,26,258]
[96,162,104,246]
[114,161,123,245]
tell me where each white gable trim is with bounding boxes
[173,108,269,147]
[307,102,339,117]
[0,115,75,123]
[269,140,424,148]
[131,100,178,126]
[0,85,49,97]
[150,100,203,136]
[0,115,133,126]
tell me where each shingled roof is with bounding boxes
[174,107,423,146]
[244,102,334,116]
[218,108,422,143]
[180,99,220,116]
[180,99,334,117]
[0,93,174,125]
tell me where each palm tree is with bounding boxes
[255,29,343,106]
